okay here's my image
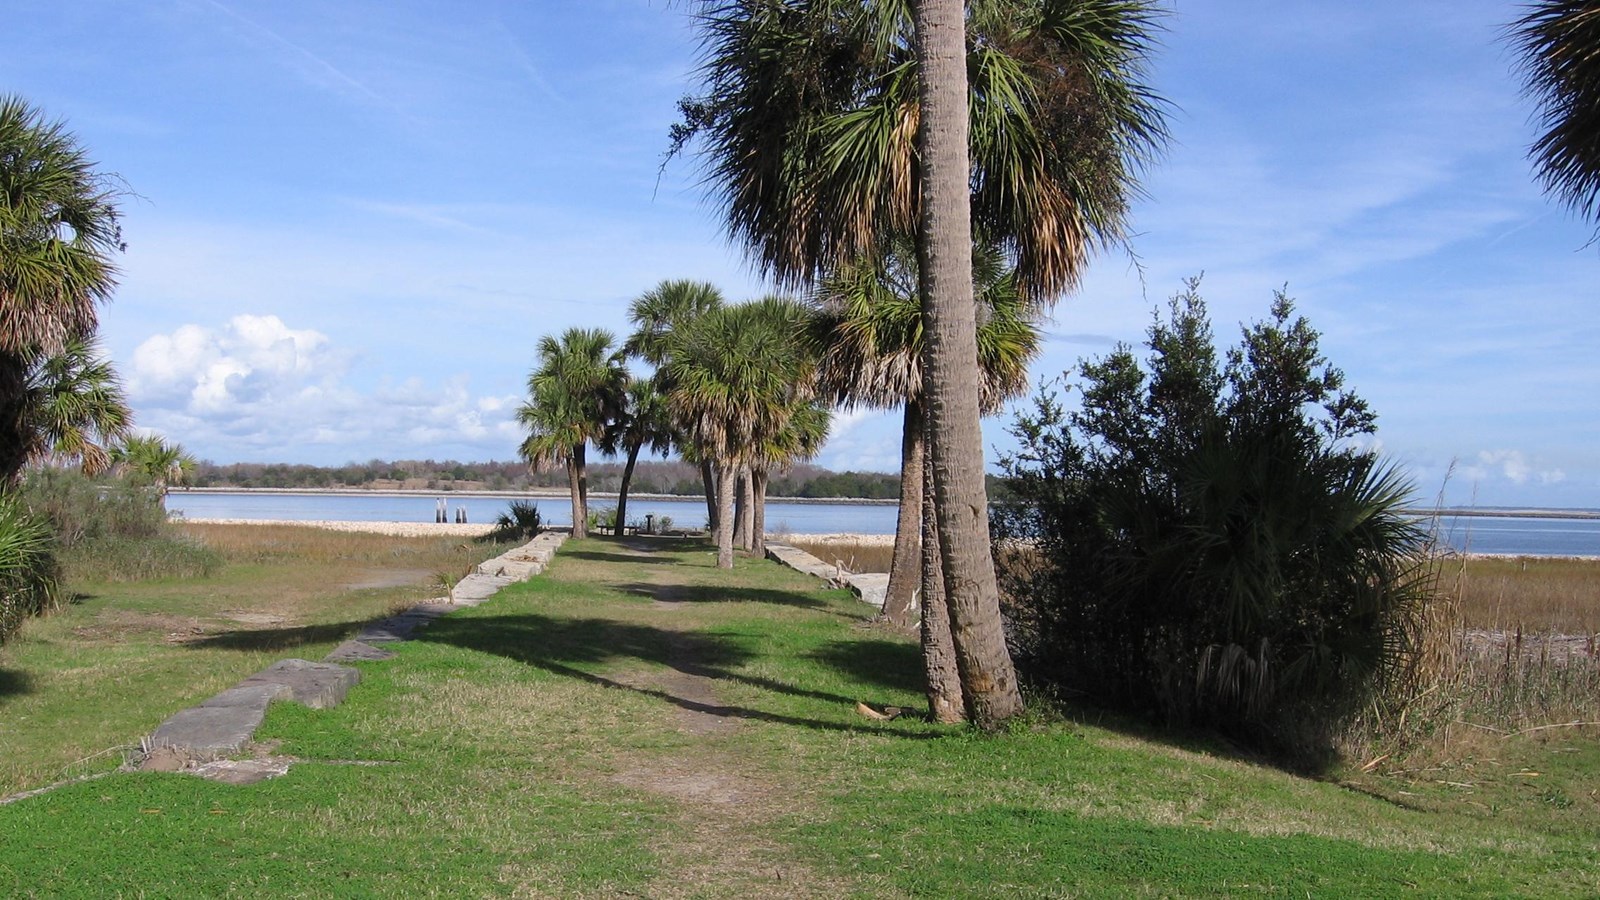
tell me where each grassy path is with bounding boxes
[2,535,1596,896]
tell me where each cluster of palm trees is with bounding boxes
[517,282,831,569]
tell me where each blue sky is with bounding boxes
[4,1,1596,508]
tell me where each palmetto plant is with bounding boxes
[517,328,628,540]
[1509,1,1600,226]
[600,377,676,537]
[807,240,1039,625]
[0,96,125,484]
[661,297,822,568]
[0,492,61,646]
[110,434,195,504]
[674,0,1167,298]
[625,279,726,531]
[20,338,132,478]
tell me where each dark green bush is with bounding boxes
[994,279,1432,766]
[0,494,61,645]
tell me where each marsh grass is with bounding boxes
[0,523,514,795]
[787,538,894,574]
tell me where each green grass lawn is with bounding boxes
[2,535,1595,897]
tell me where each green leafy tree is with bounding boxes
[1509,1,1600,226]
[517,328,628,540]
[0,96,125,484]
[994,279,1426,765]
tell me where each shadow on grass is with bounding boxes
[810,639,926,696]
[419,613,934,738]
[613,581,843,613]
[560,550,678,566]
[0,668,33,701]
[182,621,365,653]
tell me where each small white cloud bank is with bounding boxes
[126,315,522,463]
[1463,450,1566,488]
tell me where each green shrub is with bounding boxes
[994,279,1433,766]
[0,494,61,645]
[488,500,543,542]
[17,468,165,548]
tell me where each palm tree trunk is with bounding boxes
[751,466,768,557]
[882,399,924,627]
[616,442,641,537]
[567,454,586,539]
[0,353,29,486]
[735,465,753,551]
[576,443,591,538]
[913,0,1023,729]
[921,429,964,722]
[700,455,719,534]
[715,459,737,569]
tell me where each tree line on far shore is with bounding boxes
[185,458,907,500]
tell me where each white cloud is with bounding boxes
[126,315,522,463]
[1464,450,1566,488]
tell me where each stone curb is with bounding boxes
[764,542,885,610]
[138,530,570,782]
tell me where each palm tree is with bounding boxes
[678,0,1167,726]
[808,240,1039,627]
[661,298,819,568]
[625,279,726,532]
[517,328,628,540]
[19,338,132,478]
[674,0,1167,298]
[600,376,676,536]
[1510,1,1600,226]
[111,434,196,506]
[911,0,1024,726]
[0,96,125,484]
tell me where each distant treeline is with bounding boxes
[188,458,905,500]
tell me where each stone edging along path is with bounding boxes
[762,542,888,611]
[133,530,570,786]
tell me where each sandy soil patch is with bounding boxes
[184,517,497,538]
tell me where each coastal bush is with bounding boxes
[489,500,543,542]
[17,468,220,583]
[994,279,1434,766]
[0,494,61,645]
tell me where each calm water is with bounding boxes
[166,491,1600,558]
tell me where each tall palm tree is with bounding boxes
[911,0,1023,726]
[1510,1,1600,226]
[625,279,726,532]
[0,96,124,484]
[600,376,676,536]
[674,0,1167,298]
[808,240,1039,627]
[678,0,1166,726]
[661,298,819,568]
[111,434,195,506]
[517,328,628,540]
[20,338,131,478]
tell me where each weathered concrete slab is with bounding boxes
[198,682,291,709]
[191,756,294,786]
[765,543,847,585]
[323,640,396,662]
[240,658,360,710]
[844,573,890,610]
[148,706,264,756]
